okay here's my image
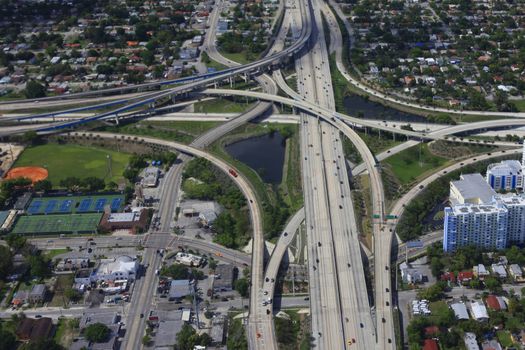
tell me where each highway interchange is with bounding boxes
[2,0,525,349]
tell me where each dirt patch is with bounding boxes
[5,166,48,183]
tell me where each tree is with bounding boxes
[0,245,13,279]
[175,324,210,350]
[0,326,16,350]
[430,257,444,277]
[81,177,105,192]
[34,179,52,192]
[5,233,27,251]
[484,277,501,293]
[60,177,82,191]
[24,80,46,98]
[28,254,50,278]
[84,323,110,343]
[64,288,81,302]
[234,278,249,297]
[160,264,189,280]
[19,339,64,350]
[142,335,151,345]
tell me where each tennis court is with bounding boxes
[11,213,103,235]
[26,194,125,215]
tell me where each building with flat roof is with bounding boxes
[450,173,496,205]
[94,256,138,282]
[444,174,525,252]
[169,280,193,301]
[486,144,525,191]
[487,160,524,191]
[443,202,508,252]
[143,167,159,187]
[99,210,148,233]
[213,264,235,292]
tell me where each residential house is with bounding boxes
[28,284,46,304]
[400,262,423,284]
[423,339,439,350]
[481,339,502,350]
[509,264,524,281]
[451,302,469,320]
[471,301,489,321]
[464,332,480,350]
[458,271,474,284]
[473,264,490,279]
[491,264,507,279]
[485,295,506,311]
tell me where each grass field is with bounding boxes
[218,50,251,64]
[11,213,103,235]
[194,98,253,114]
[513,99,525,112]
[384,143,448,184]
[14,144,131,186]
[112,120,221,144]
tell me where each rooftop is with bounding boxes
[487,160,523,176]
[451,173,496,205]
[107,212,141,223]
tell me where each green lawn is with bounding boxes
[383,143,448,184]
[14,144,130,186]
[513,99,525,112]
[497,330,515,348]
[143,121,221,137]
[45,248,69,260]
[218,51,251,64]
[206,59,227,71]
[194,98,253,114]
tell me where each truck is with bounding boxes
[229,169,238,177]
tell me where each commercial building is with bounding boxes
[168,280,193,301]
[443,202,508,252]
[94,256,138,282]
[99,210,148,234]
[487,160,524,191]
[142,166,160,187]
[450,174,496,205]
[174,252,204,267]
[444,173,525,251]
[213,264,235,292]
[486,143,525,191]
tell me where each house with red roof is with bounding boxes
[485,295,506,311]
[441,272,456,283]
[423,339,439,350]
[458,271,474,284]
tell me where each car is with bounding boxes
[304,297,309,301]
[263,291,268,295]
[385,288,389,292]
[360,323,363,328]
[385,266,389,271]
[265,277,269,282]
[266,309,271,315]
[318,242,321,247]
[386,301,390,306]
[388,339,392,344]
[262,301,268,306]
[283,232,288,236]
[140,313,144,318]
[35,315,42,318]
[382,318,386,323]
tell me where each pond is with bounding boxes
[343,94,428,123]
[225,131,286,184]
